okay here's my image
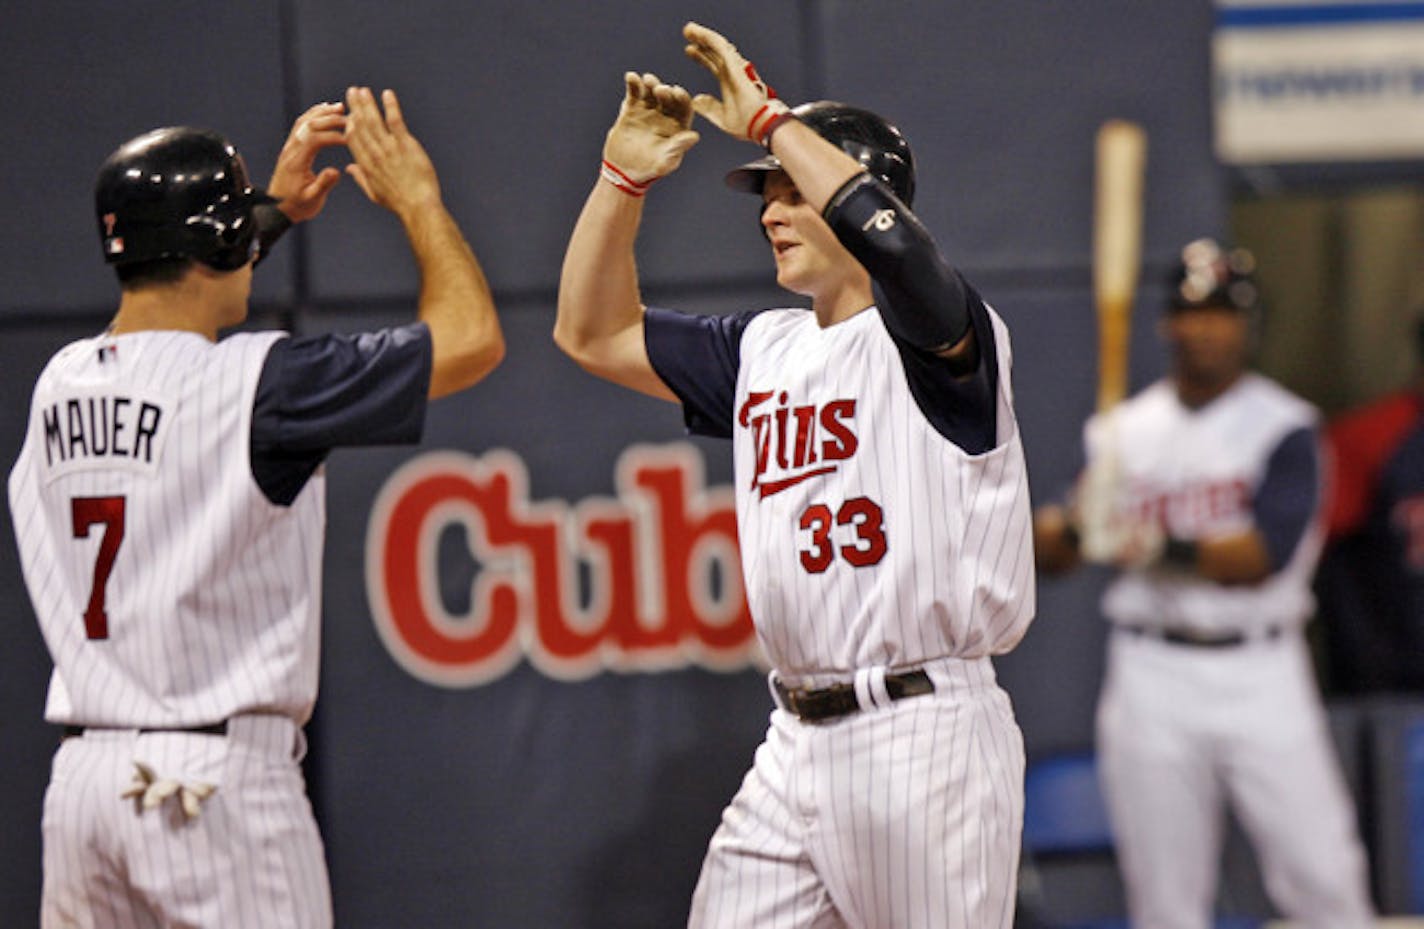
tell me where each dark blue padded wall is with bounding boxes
[306,298,766,927]
[0,1,295,314]
[817,0,1225,272]
[292,1,806,303]
[0,1,1247,925]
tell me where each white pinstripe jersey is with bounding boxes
[731,305,1035,677]
[1091,373,1323,632]
[8,329,324,728]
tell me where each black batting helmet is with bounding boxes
[95,126,275,272]
[1167,238,1259,315]
[725,101,916,206]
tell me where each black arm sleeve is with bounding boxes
[894,297,998,454]
[250,323,433,505]
[824,174,973,352]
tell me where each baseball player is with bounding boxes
[555,22,1036,929]
[8,86,503,928]
[1032,238,1375,929]
[1315,317,1424,692]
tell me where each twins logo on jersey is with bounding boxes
[1121,476,1251,537]
[738,389,858,498]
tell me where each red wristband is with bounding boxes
[759,111,796,150]
[748,103,792,148]
[599,159,653,198]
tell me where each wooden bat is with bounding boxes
[1078,119,1147,563]
[1092,119,1147,413]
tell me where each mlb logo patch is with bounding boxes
[102,213,123,255]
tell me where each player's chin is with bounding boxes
[772,252,807,290]
[774,266,806,296]
[1183,344,1244,373]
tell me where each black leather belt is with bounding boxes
[775,669,934,722]
[62,721,229,739]
[1120,625,1283,648]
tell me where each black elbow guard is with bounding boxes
[824,174,971,350]
[823,173,921,270]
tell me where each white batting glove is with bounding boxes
[121,760,217,820]
[682,21,792,147]
[1112,518,1166,571]
[1073,475,1166,571]
[1072,455,1122,565]
[1076,514,1164,570]
[601,72,700,197]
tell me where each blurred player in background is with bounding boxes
[1032,238,1374,929]
[555,21,1036,929]
[8,87,503,928]
[1316,316,1424,693]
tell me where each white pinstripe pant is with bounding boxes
[1096,631,1374,929]
[688,658,1025,929]
[41,715,331,929]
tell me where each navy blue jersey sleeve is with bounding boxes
[1253,425,1321,570]
[892,293,999,455]
[644,306,767,439]
[250,322,433,505]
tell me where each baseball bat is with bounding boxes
[1077,119,1147,563]
[1092,119,1147,412]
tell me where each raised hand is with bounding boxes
[601,72,700,196]
[267,101,347,223]
[343,87,441,218]
[682,21,790,145]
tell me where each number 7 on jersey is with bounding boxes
[71,496,126,640]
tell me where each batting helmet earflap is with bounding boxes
[1167,237,1259,315]
[95,126,276,272]
[724,101,917,206]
